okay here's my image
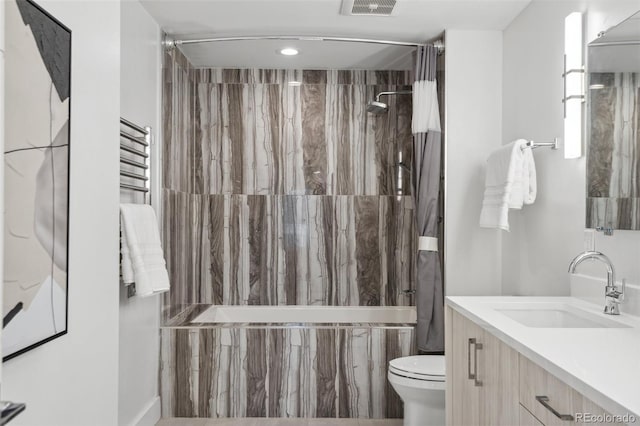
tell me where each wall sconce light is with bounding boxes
[563,12,585,159]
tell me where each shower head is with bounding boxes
[367,90,412,114]
[366,100,389,114]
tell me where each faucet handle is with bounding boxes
[606,278,625,302]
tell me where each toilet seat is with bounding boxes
[388,355,445,382]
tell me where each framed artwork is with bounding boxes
[3,0,71,361]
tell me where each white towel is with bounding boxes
[522,146,537,205]
[120,204,170,297]
[479,139,536,231]
[412,80,441,133]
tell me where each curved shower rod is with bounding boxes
[163,34,444,53]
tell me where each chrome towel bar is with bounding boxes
[119,117,151,203]
[521,138,559,151]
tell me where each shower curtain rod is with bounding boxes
[163,35,444,53]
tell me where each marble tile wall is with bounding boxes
[163,190,415,308]
[160,325,415,419]
[587,72,640,229]
[162,49,417,310]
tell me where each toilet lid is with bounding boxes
[389,355,445,382]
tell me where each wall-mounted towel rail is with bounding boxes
[521,138,559,151]
[120,117,153,298]
[120,117,151,203]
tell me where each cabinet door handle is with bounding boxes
[467,338,476,380]
[535,396,574,421]
[473,340,483,387]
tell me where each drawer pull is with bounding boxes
[535,396,574,421]
[467,338,483,386]
[468,338,475,380]
[473,340,483,387]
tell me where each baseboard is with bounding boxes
[131,397,161,426]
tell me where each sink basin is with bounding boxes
[496,306,630,328]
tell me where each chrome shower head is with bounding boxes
[366,100,389,114]
[366,90,412,114]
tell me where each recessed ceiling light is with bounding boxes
[589,84,605,90]
[279,48,299,56]
[288,81,302,86]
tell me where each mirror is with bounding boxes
[586,10,640,229]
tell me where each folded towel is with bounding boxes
[480,139,535,231]
[522,146,537,205]
[120,204,170,297]
[508,141,525,209]
[479,142,518,230]
[509,140,538,208]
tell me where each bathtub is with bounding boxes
[161,305,417,419]
[190,305,417,324]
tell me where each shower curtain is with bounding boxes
[412,45,444,353]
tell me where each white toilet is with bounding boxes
[388,355,446,426]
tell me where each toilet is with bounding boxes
[388,355,446,426]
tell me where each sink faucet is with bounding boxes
[568,251,625,315]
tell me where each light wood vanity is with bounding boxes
[445,301,635,426]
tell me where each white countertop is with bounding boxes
[446,296,640,419]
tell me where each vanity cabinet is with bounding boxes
[446,306,623,426]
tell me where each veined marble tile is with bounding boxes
[163,48,195,193]
[383,328,415,418]
[380,197,416,307]
[268,328,319,417]
[189,69,412,86]
[161,325,412,419]
[162,54,418,311]
[337,328,415,419]
[162,190,224,308]
[269,327,337,417]
[164,193,415,309]
[183,71,412,195]
[246,329,268,416]
[338,328,371,418]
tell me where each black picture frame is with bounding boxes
[3,0,71,361]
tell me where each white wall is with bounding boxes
[2,1,121,425]
[444,30,504,296]
[119,2,162,425]
[502,0,640,297]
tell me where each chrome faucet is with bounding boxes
[568,251,625,315]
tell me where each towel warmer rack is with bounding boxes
[120,117,151,204]
[120,117,152,297]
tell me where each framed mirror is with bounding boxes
[586,10,640,229]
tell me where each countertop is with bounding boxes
[446,296,640,419]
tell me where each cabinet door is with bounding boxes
[480,330,520,425]
[447,308,483,426]
[447,307,520,426]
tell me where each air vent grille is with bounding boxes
[343,0,397,16]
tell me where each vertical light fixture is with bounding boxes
[563,12,585,159]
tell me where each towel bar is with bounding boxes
[120,117,152,299]
[522,138,559,151]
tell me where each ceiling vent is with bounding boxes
[341,0,397,16]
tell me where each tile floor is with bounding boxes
[157,419,403,426]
